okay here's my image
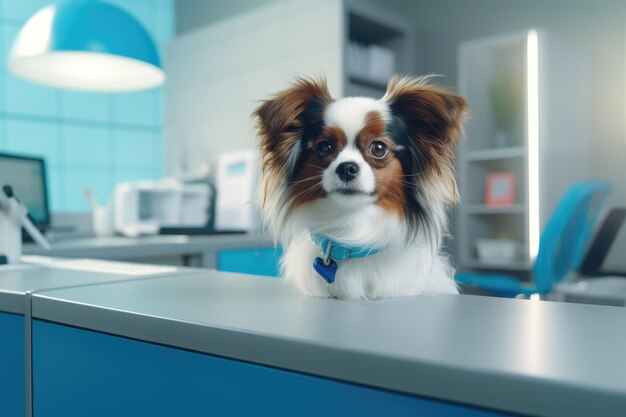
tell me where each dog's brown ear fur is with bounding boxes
[253,77,333,178]
[384,75,469,203]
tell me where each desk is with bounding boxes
[9,268,625,416]
[0,263,198,417]
[24,234,274,269]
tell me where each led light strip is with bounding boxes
[527,29,540,260]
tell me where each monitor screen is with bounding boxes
[598,209,626,275]
[579,208,626,277]
[0,153,50,227]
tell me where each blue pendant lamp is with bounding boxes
[7,0,164,92]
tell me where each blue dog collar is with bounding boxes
[311,233,384,296]
[311,234,382,261]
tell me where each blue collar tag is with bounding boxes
[313,257,337,284]
[310,233,384,293]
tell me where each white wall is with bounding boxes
[165,0,343,177]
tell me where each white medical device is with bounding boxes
[214,149,258,231]
[0,185,50,264]
[113,180,211,237]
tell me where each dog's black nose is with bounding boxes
[336,162,359,182]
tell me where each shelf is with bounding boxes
[465,147,525,162]
[465,204,526,215]
[348,75,388,90]
[461,259,532,271]
[348,8,404,45]
[457,29,589,276]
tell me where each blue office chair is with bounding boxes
[456,181,612,297]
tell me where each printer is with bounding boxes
[113,179,211,237]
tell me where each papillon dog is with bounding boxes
[253,75,468,299]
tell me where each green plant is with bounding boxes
[489,72,523,131]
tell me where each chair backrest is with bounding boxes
[532,181,612,293]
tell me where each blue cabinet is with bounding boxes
[32,320,508,417]
[218,247,282,277]
[0,311,25,417]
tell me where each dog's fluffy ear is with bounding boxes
[253,77,333,178]
[384,75,469,203]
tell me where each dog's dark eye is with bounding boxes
[369,141,388,159]
[316,140,334,158]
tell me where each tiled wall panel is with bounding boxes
[0,0,172,212]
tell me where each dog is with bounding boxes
[253,75,468,299]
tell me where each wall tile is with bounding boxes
[61,125,112,168]
[152,133,164,177]
[156,0,174,44]
[47,166,65,212]
[63,168,115,211]
[59,91,112,122]
[1,0,50,23]
[0,20,17,62]
[5,119,60,164]
[0,76,4,115]
[114,168,159,185]
[0,114,5,148]
[4,74,60,117]
[113,129,157,169]
[0,20,14,113]
[151,88,164,127]
[0,18,5,113]
[112,91,155,126]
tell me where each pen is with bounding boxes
[83,187,100,210]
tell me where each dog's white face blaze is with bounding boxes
[254,76,468,299]
[321,98,387,208]
[325,97,389,142]
[322,147,376,208]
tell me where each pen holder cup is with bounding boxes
[93,206,113,237]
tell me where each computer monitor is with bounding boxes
[578,208,626,277]
[0,153,50,229]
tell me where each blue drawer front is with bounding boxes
[33,320,510,417]
[218,247,282,277]
[0,311,25,417]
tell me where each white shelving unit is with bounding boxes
[457,29,589,272]
[465,147,526,162]
[342,0,415,98]
[465,204,526,215]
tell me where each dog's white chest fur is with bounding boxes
[281,232,458,299]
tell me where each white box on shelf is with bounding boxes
[367,45,395,84]
[347,42,369,79]
[346,42,396,84]
[476,239,521,264]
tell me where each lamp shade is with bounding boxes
[7,0,165,92]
